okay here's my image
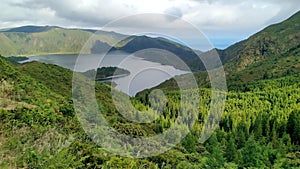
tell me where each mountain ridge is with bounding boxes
[0,25,202,71]
[0,26,126,56]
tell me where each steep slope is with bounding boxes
[224,11,300,86]
[0,56,90,167]
[226,50,300,88]
[114,35,201,71]
[223,10,300,72]
[0,56,63,105]
[117,36,197,59]
[0,56,160,168]
[18,61,74,97]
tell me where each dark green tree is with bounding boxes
[253,114,263,140]
[182,133,197,153]
[287,110,300,145]
[241,136,264,168]
[205,134,225,168]
[225,135,237,162]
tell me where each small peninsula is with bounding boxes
[83,66,130,81]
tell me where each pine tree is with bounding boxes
[287,110,300,145]
[241,136,264,168]
[253,114,263,140]
[206,134,225,168]
[225,135,237,162]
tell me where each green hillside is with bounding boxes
[0,56,158,168]
[115,36,199,70]
[223,11,300,72]
[0,26,125,56]
[1,54,300,168]
[90,35,202,71]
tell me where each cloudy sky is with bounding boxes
[1,0,299,49]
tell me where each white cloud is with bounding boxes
[0,0,299,49]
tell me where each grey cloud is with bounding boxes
[2,0,134,28]
[266,0,300,24]
[164,7,183,18]
[2,0,299,30]
[0,0,299,49]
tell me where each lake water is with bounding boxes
[20,52,190,96]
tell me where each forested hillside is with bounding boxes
[1,54,300,168]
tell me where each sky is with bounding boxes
[0,0,299,50]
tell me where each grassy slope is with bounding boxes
[0,27,126,56]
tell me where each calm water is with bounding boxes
[20,52,190,96]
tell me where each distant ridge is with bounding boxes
[0,25,126,56]
[1,25,61,33]
[0,25,203,71]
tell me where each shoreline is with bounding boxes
[96,73,130,82]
